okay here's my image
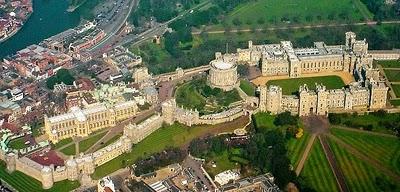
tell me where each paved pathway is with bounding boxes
[295,134,316,175]
[192,20,400,35]
[328,134,400,182]
[319,135,349,192]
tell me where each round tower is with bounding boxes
[5,153,17,173]
[41,166,54,189]
[66,158,78,181]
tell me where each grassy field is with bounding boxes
[92,119,247,179]
[391,99,400,106]
[53,138,73,149]
[392,84,400,98]
[267,76,345,95]
[0,161,80,192]
[175,78,241,114]
[328,139,399,192]
[300,140,338,192]
[60,144,76,156]
[204,150,241,178]
[99,133,123,149]
[239,79,256,96]
[252,112,278,131]
[79,131,107,153]
[8,137,27,150]
[376,60,400,68]
[384,70,400,82]
[221,0,370,28]
[287,132,311,167]
[331,128,400,175]
[330,113,400,134]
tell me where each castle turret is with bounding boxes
[265,85,282,114]
[316,84,328,116]
[41,166,54,189]
[345,31,356,50]
[5,153,17,173]
[66,158,78,181]
[162,99,176,125]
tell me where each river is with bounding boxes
[0,0,81,59]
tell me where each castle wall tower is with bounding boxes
[345,31,356,49]
[162,99,176,125]
[66,159,78,181]
[41,166,54,189]
[259,86,268,112]
[369,82,389,109]
[265,86,282,114]
[316,84,329,116]
[5,153,17,173]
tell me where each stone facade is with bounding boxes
[124,114,163,143]
[44,101,138,143]
[237,32,373,78]
[207,53,239,91]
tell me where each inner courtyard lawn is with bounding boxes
[328,139,399,192]
[53,138,73,149]
[223,0,370,28]
[300,140,338,192]
[331,128,400,175]
[252,112,278,131]
[287,132,311,167]
[391,99,400,106]
[0,161,80,192]
[384,70,400,82]
[60,144,76,156]
[267,76,345,95]
[79,131,107,153]
[8,137,27,150]
[392,84,400,98]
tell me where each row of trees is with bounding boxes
[361,0,400,21]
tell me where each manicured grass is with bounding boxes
[239,79,255,96]
[60,144,76,156]
[330,113,400,134]
[8,137,27,150]
[287,132,311,167]
[328,138,399,192]
[300,140,338,192]
[0,161,80,192]
[390,99,400,106]
[92,120,246,179]
[204,151,240,178]
[384,69,400,82]
[79,131,107,153]
[223,0,369,28]
[98,133,123,150]
[331,128,400,175]
[267,76,345,95]
[252,112,278,131]
[392,84,400,98]
[175,78,242,114]
[53,138,73,149]
[376,60,400,68]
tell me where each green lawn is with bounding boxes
[175,78,242,114]
[384,70,400,82]
[287,132,311,167]
[392,84,400,98]
[328,138,399,192]
[8,137,27,150]
[331,128,400,175]
[101,133,123,148]
[222,0,370,28]
[267,76,345,95]
[60,144,76,156]
[252,112,278,131]
[300,140,338,192]
[0,161,80,192]
[92,121,245,179]
[376,60,400,68]
[390,99,400,106]
[79,131,107,153]
[239,79,256,96]
[204,150,241,178]
[329,113,399,134]
[53,138,73,149]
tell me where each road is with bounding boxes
[192,20,400,35]
[182,156,215,191]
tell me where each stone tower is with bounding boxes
[259,86,268,112]
[265,85,282,114]
[5,153,16,173]
[345,31,357,49]
[66,158,78,181]
[369,82,388,109]
[316,84,329,116]
[162,99,176,125]
[41,166,54,189]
